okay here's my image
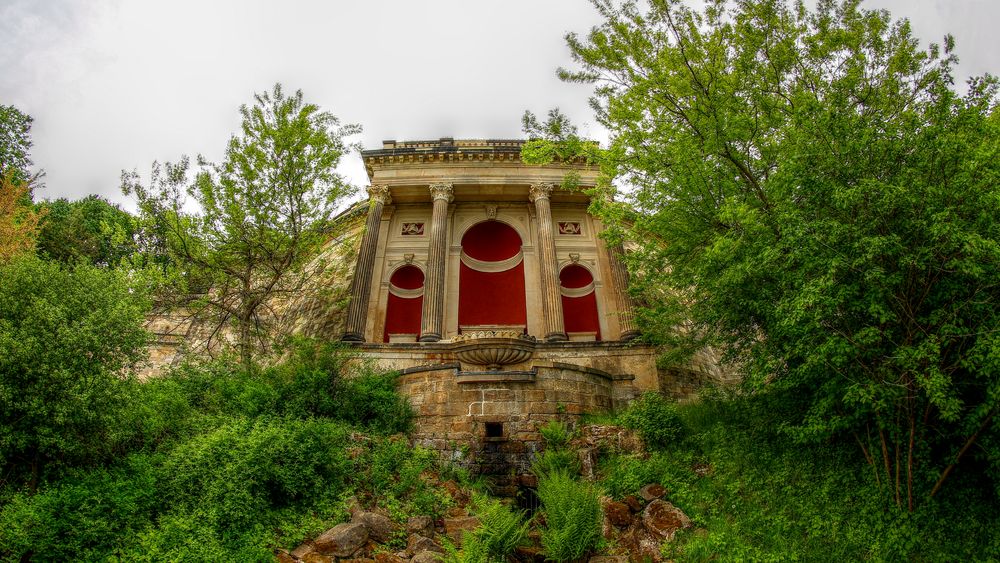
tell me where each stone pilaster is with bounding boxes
[419,183,454,342]
[607,242,639,340]
[529,183,567,342]
[342,185,391,342]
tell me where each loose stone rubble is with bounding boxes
[281,421,697,563]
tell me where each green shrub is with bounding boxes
[538,420,573,449]
[0,456,158,562]
[441,495,528,563]
[530,448,581,479]
[469,494,529,559]
[442,534,494,563]
[159,418,352,533]
[352,437,451,519]
[536,471,602,561]
[333,366,413,434]
[147,340,413,434]
[0,255,151,486]
[618,392,683,450]
[598,393,1000,561]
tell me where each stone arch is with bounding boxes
[458,221,527,332]
[384,264,424,342]
[454,215,528,248]
[559,263,601,341]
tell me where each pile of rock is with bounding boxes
[572,424,646,478]
[599,483,693,562]
[279,483,480,563]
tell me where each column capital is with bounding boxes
[429,183,454,203]
[367,184,392,205]
[528,182,554,203]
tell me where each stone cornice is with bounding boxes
[361,138,595,179]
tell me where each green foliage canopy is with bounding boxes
[0,105,36,187]
[540,0,1000,508]
[35,195,138,267]
[0,256,151,489]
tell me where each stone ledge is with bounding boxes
[533,360,636,382]
[456,370,537,384]
[400,363,460,375]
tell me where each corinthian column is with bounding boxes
[342,185,391,342]
[529,183,567,342]
[419,183,454,342]
[607,242,639,340]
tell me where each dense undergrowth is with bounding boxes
[0,340,449,562]
[601,391,1000,561]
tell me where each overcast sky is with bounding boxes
[2,0,997,209]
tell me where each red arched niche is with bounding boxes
[384,265,424,342]
[560,264,601,340]
[458,221,527,331]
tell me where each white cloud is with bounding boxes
[2,0,996,209]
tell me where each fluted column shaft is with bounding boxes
[530,183,567,342]
[343,185,391,342]
[419,183,453,342]
[608,242,639,340]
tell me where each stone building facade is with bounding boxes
[341,138,669,487]
[143,137,726,487]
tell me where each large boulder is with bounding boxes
[639,483,666,502]
[576,425,645,454]
[642,499,691,540]
[406,515,434,537]
[443,515,479,545]
[290,542,314,559]
[617,525,666,563]
[411,551,443,563]
[623,495,644,513]
[354,511,398,543]
[313,522,369,557]
[602,499,633,528]
[406,534,444,556]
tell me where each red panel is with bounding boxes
[384,265,424,342]
[560,265,600,340]
[461,221,522,261]
[562,292,601,340]
[559,264,593,288]
[390,265,424,289]
[384,294,423,342]
[459,262,527,329]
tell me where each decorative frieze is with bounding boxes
[558,221,582,235]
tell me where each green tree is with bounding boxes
[541,0,1000,509]
[0,105,39,188]
[123,84,359,366]
[0,256,151,490]
[36,195,138,267]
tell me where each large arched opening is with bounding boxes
[560,264,601,341]
[458,221,527,332]
[383,265,424,342]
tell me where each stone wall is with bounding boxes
[397,361,635,494]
